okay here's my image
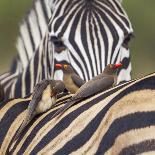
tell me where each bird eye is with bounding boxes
[51,36,66,53]
[64,65,68,70]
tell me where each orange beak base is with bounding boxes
[114,63,122,69]
[55,64,62,69]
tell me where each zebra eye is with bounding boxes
[51,36,66,53]
[53,40,64,47]
[122,33,134,49]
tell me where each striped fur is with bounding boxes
[6,32,54,99]
[50,0,133,83]
[1,72,155,154]
[0,0,52,99]
[16,0,52,69]
[0,0,133,99]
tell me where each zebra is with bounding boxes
[0,0,52,99]
[0,0,133,99]
[0,72,155,154]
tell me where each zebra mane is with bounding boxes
[16,0,52,69]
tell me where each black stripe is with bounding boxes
[10,55,19,73]
[46,42,53,75]
[120,139,155,155]
[111,0,124,14]
[65,0,82,13]
[52,0,66,25]
[112,0,130,28]
[33,47,39,85]
[80,10,94,77]
[97,112,155,154]
[92,12,102,74]
[96,2,123,64]
[55,2,82,37]
[93,10,109,69]
[98,1,128,34]
[11,74,155,153]
[0,98,16,111]
[25,65,31,96]
[102,0,131,29]
[14,74,22,98]
[68,7,90,80]
[0,100,28,147]
[94,5,118,65]
[54,76,155,154]
[40,0,49,24]
[41,46,46,80]
[5,81,14,99]
[20,34,29,61]
[26,20,35,51]
[34,4,42,38]
[11,109,60,154]
[88,11,97,77]
[53,1,78,33]
[28,80,131,153]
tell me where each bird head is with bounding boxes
[55,64,74,74]
[103,63,122,75]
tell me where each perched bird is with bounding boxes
[53,63,122,117]
[0,83,4,102]
[55,64,85,93]
[13,79,65,142]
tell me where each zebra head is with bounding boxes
[48,0,133,83]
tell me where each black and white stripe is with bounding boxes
[0,0,133,99]
[50,0,133,83]
[16,0,51,69]
[0,0,53,99]
[0,72,155,154]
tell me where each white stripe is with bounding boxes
[35,0,48,37]
[17,37,29,68]
[28,10,41,49]
[20,22,34,59]
[86,12,97,78]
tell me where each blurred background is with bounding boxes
[0,0,155,79]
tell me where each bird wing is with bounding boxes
[13,80,52,142]
[73,75,114,100]
[52,76,114,118]
[28,80,51,115]
[71,74,85,88]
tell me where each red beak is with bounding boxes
[55,64,62,69]
[114,63,122,69]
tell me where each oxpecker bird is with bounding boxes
[13,79,65,142]
[53,63,122,117]
[55,64,85,93]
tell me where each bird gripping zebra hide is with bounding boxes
[1,72,155,154]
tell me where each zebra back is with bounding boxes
[1,72,155,154]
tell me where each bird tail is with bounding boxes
[12,111,33,144]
